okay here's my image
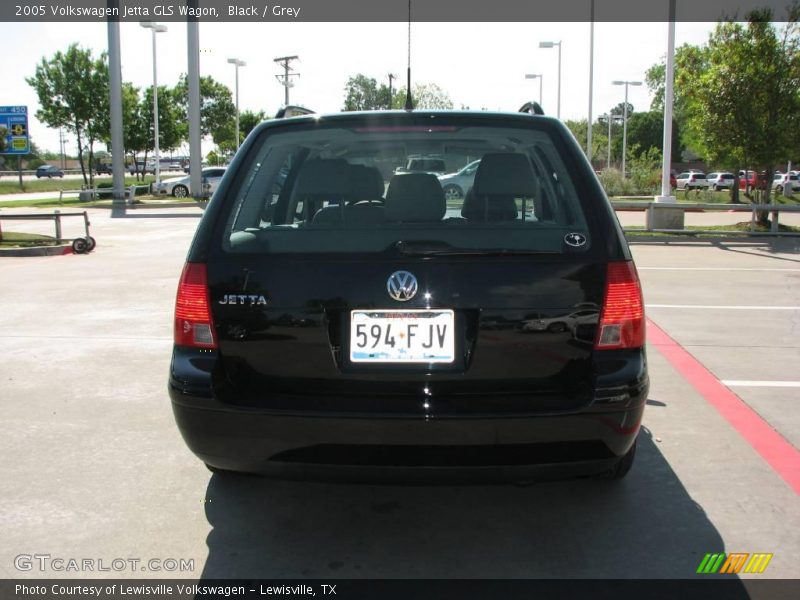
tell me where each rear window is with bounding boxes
[220,118,593,255]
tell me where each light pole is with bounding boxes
[658,0,677,202]
[612,80,642,178]
[140,21,168,186]
[603,113,623,169]
[227,58,246,151]
[524,74,543,106]
[539,40,562,119]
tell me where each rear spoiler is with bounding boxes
[518,102,545,116]
[275,105,316,119]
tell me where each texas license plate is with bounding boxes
[349,310,455,363]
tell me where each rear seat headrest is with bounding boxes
[461,187,518,221]
[385,173,445,222]
[350,165,385,201]
[473,153,537,197]
[294,159,351,196]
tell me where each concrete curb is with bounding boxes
[0,244,73,257]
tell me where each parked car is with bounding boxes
[395,156,447,175]
[772,172,800,194]
[168,109,648,482]
[153,167,226,197]
[35,165,64,178]
[738,170,767,192]
[94,163,112,175]
[437,159,481,200]
[128,161,146,175]
[706,172,735,191]
[675,171,709,190]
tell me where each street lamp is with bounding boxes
[140,21,168,186]
[227,58,246,151]
[524,74,543,107]
[603,112,623,169]
[612,80,642,178]
[539,40,562,119]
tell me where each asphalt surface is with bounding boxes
[0,206,797,580]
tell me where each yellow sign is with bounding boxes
[11,123,26,136]
[11,138,27,150]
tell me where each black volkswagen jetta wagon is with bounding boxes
[169,110,648,481]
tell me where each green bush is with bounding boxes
[628,147,662,195]
[598,168,636,196]
[96,181,113,199]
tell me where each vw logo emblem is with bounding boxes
[387,271,418,302]
[564,232,587,247]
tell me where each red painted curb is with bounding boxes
[647,318,800,495]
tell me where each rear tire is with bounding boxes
[443,184,464,201]
[601,440,637,480]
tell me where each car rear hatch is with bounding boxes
[186,114,637,416]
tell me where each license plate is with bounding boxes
[350,310,455,363]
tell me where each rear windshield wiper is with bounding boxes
[392,240,557,256]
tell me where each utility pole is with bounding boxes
[59,128,67,169]
[274,55,300,106]
[388,73,396,108]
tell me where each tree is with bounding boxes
[343,74,391,111]
[119,83,149,180]
[26,44,109,186]
[239,110,267,141]
[174,75,236,147]
[392,83,454,109]
[142,85,184,154]
[678,8,800,206]
[626,111,683,162]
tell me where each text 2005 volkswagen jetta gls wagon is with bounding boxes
[168,110,648,482]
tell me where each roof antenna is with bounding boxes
[404,0,414,110]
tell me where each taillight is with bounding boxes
[174,262,217,349]
[595,261,645,350]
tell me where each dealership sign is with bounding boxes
[0,105,29,154]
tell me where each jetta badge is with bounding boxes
[564,232,587,247]
[387,271,418,302]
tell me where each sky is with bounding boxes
[1,20,717,155]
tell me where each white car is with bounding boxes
[706,172,735,191]
[675,171,709,190]
[772,172,800,194]
[437,160,481,200]
[153,167,227,198]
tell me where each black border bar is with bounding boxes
[2,0,799,23]
[4,579,800,600]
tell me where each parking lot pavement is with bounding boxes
[0,207,797,580]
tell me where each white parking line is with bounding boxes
[722,380,800,388]
[646,304,800,310]
[639,267,800,272]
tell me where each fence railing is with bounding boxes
[611,200,800,235]
[57,185,150,204]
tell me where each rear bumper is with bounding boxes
[170,389,645,482]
